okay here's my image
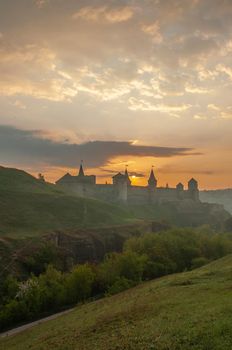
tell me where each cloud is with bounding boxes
[99,168,145,178]
[12,100,27,110]
[0,44,78,101]
[141,21,163,43]
[216,64,232,79]
[100,167,145,178]
[128,171,145,178]
[207,104,232,119]
[0,125,198,169]
[220,109,232,120]
[72,6,134,23]
[185,84,212,94]
[35,0,47,8]
[128,97,191,113]
[194,114,207,120]
[159,167,216,175]
[1,0,232,108]
[208,104,220,111]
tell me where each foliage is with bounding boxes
[1,227,232,332]
[124,228,232,279]
[97,251,146,291]
[106,277,135,295]
[65,264,95,303]
[22,244,63,275]
[191,257,209,269]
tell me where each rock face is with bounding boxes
[0,222,152,277]
[47,222,152,265]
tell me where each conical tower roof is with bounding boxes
[148,167,157,187]
[125,166,131,185]
[78,163,85,177]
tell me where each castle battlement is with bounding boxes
[56,164,199,204]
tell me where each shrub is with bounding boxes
[66,264,95,303]
[106,277,135,296]
[191,257,209,269]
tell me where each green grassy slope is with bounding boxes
[2,255,232,350]
[0,167,133,237]
[0,166,58,194]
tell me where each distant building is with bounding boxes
[56,164,199,204]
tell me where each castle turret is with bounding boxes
[176,182,184,199]
[188,178,199,201]
[78,162,84,177]
[112,172,128,203]
[125,167,131,186]
[148,168,157,188]
[176,182,184,191]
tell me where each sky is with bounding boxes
[0,0,232,189]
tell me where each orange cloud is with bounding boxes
[72,6,134,24]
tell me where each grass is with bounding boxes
[0,166,134,238]
[2,255,232,349]
[0,191,134,238]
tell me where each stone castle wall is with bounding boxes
[57,181,199,204]
[56,166,199,204]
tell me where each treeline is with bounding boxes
[1,227,232,331]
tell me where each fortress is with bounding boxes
[56,164,200,205]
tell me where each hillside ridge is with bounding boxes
[1,254,232,350]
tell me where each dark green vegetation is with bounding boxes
[200,189,232,214]
[1,228,232,333]
[2,254,232,350]
[0,167,134,237]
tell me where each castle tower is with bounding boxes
[112,172,128,203]
[176,182,184,199]
[176,182,184,191]
[148,167,157,188]
[188,178,199,201]
[125,166,131,186]
[78,162,85,177]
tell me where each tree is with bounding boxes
[66,264,95,303]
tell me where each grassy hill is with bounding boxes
[0,167,134,237]
[1,255,232,350]
[0,166,59,194]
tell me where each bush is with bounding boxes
[143,260,176,279]
[0,300,29,331]
[191,257,209,269]
[66,264,95,303]
[106,277,135,296]
[38,265,66,310]
[97,251,146,291]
